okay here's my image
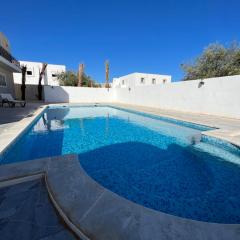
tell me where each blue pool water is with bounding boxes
[1,106,240,223]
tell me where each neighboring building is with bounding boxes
[0,32,21,97]
[13,61,66,86]
[112,73,171,89]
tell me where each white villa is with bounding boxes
[0,32,21,97]
[112,73,171,89]
[13,61,66,86]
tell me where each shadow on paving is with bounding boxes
[0,103,44,125]
[0,178,78,240]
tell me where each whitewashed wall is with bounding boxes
[44,86,113,103]
[13,61,66,86]
[44,75,240,119]
[115,75,240,119]
[112,73,171,88]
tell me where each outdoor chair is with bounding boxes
[0,93,26,107]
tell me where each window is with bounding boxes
[122,80,125,85]
[152,78,156,84]
[26,66,34,76]
[0,73,7,87]
[52,73,58,78]
[163,79,167,84]
[140,78,145,84]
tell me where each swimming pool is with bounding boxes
[1,105,240,223]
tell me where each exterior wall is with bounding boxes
[0,33,21,98]
[113,73,171,88]
[0,65,15,97]
[44,86,113,103]
[115,75,240,119]
[45,64,66,86]
[44,75,240,119]
[13,61,66,86]
[14,84,39,101]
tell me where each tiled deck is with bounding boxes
[0,102,44,125]
[0,178,77,240]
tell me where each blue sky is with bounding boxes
[1,0,239,82]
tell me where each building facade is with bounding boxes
[0,32,21,97]
[13,61,66,86]
[112,73,171,89]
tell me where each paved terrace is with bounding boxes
[0,102,45,133]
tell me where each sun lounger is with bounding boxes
[0,93,26,107]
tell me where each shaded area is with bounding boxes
[79,142,240,223]
[0,179,77,240]
[0,103,44,125]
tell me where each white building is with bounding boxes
[0,32,21,97]
[13,61,66,86]
[112,73,171,89]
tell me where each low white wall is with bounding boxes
[44,75,240,119]
[44,86,113,103]
[115,75,240,119]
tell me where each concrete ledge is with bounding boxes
[0,155,239,240]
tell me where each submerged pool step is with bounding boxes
[194,142,240,165]
[201,135,240,155]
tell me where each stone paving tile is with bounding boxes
[0,178,77,240]
[0,103,44,126]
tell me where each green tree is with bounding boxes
[57,71,100,87]
[57,71,78,86]
[81,74,99,87]
[181,42,240,80]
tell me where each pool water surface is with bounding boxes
[1,106,240,223]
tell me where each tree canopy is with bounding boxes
[57,71,101,87]
[181,42,240,81]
